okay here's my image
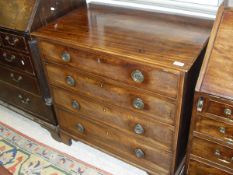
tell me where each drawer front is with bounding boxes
[0,81,56,125]
[0,48,34,74]
[0,32,28,52]
[188,159,233,175]
[57,108,172,174]
[206,100,233,121]
[40,41,179,99]
[191,137,233,169]
[0,66,40,95]
[46,64,176,124]
[195,115,233,145]
[51,87,174,149]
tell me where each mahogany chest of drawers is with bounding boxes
[32,4,212,175]
[186,2,233,175]
[0,0,85,133]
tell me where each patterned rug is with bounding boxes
[0,121,111,175]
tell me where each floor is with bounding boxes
[0,104,147,175]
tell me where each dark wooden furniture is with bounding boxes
[186,2,233,175]
[0,0,85,134]
[32,4,212,175]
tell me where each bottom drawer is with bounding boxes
[188,159,233,175]
[56,108,172,175]
[0,81,56,125]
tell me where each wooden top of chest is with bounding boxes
[33,4,212,71]
[196,5,233,101]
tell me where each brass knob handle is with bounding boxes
[72,100,80,110]
[18,94,30,104]
[10,73,23,83]
[224,108,232,116]
[134,124,144,135]
[135,148,145,158]
[76,123,85,133]
[219,127,226,134]
[197,97,204,112]
[131,70,144,83]
[133,98,144,110]
[66,76,76,86]
[61,51,71,62]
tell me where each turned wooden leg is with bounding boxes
[60,131,72,146]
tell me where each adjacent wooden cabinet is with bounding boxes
[32,4,212,175]
[186,2,233,175]
[0,0,85,134]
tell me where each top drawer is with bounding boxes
[196,95,233,122]
[0,32,28,53]
[39,41,179,99]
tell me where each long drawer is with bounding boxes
[187,159,233,175]
[56,108,172,175]
[45,63,176,124]
[191,137,233,170]
[0,80,56,125]
[195,115,233,145]
[0,65,40,95]
[0,32,28,53]
[51,86,174,150]
[0,47,34,74]
[40,41,179,99]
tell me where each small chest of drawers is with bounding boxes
[186,2,233,175]
[33,4,212,175]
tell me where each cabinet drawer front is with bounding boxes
[0,48,34,74]
[0,66,40,95]
[40,41,179,99]
[46,64,176,124]
[195,116,233,145]
[57,108,172,174]
[52,87,174,149]
[188,159,233,175]
[191,137,233,169]
[0,32,28,52]
[0,81,56,125]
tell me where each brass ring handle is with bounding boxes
[131,70,144,83]
[18,94,30,104]
[214,149,233,164]
[3,52,16,62]
[134,124,144,135]
[218,127,233,144]
[133,98,144,110]
[5,36,19,46]
[72,100,80,110]
[10,73,23,83]
[76,123,85,133]
[224,108,232,116]
[61,51,71,62]
[66,76,76,87]
[135,148,145,158]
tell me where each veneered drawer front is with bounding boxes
[0,48,34,74]
[57,108,172,174]
[0,81,56,125]
[191,137,233,170]
[195,115,233,145]
[206,100,233,121]
[188,159,233,175]
[0,32,28,52]
[46,64,176,124]
[0,65,40,95]
[51,86,174,149]
[40,41,179,99]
